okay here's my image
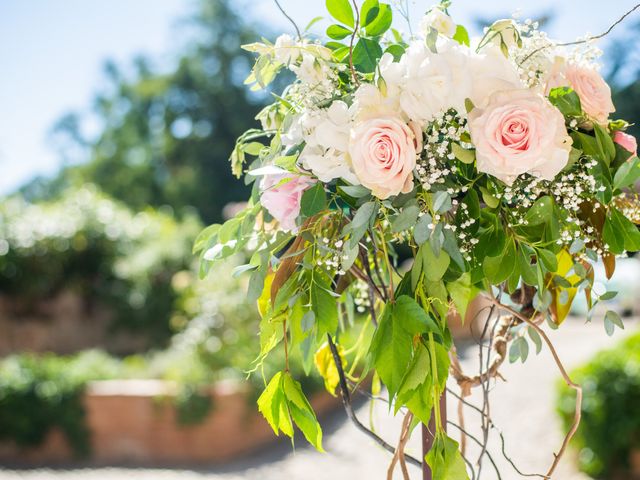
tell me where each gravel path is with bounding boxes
[1,317,636,480]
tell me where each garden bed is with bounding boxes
[0,379,339,466]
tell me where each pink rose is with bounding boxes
[614,131,637,156]
[468,89,572,185]
[349,116,419,199]
[565,64,615,125]
[260,174,315,232]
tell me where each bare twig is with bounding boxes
[447,388,549,479]
[273,0,302,40]
[486,296,583,479]
[387,412,413,480]
[348,0,361,86]
[326,334,422,469]
[447,421,502,480]
[519,3,640,65]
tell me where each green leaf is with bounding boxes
[527,326,543,354]
[310,273,339,337]
[257,372,293,437]
[452,24,470,46]
[537,248,558,273]
[392,204,420,232]
[304,16,324,32]
[325,0,354,27]
[548,87,582,117]
[525,196,553,225]
[360,0,380,26]
[451,143,475,164]
[364,3,392,36]
[352,38,383,73]
[414,214,432,246]
[613,156,640,190]
[433,191,452,213]
[385,44,405,61]
[300,183,327,217]
[509,336,529,363]
[594,124,616,165]
[483,238,516,284]
[282,373,324,451]
[446,273,478,321]
[425,435,470,480]
[480,186,499,208]
[603,207,640,254]
[422,244,450,282]
[326,24,352,40]
[394,295,441,335]
[369,304,411,399]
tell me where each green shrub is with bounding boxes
[0,186,201,346]
[557,332,640,478]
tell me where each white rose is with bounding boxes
[299,146,359,185]
[398,41,471,123]
[420,8,456,38]
[467,45,522,108]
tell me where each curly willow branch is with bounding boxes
[449,315,511,397]
[519,3,640,65]
[485,295,583,479]
[348,0,361,86]
[273,0,302,40]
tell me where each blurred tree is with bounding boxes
[31,0,268,223]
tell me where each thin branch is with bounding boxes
[273,0,302,40]
[447,421,502,480]
[348,0,361,86]
[387,412,413,480]
[519,3,640,65]
[486,296,583,479]
[447,388,549,479]
[326,334,422,468]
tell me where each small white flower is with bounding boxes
[274,34,300,65]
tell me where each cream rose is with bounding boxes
[565,64,615,125]
[468,89,572,185]
[349,117,420,199]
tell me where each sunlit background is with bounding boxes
[0,1,639,479]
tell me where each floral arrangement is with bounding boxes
[195,1,640,478]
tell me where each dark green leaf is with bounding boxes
[525,196,553,225]
[364,3,392,36]
[352,38,383,73]
[613,156,640,190]
[300,183,327,216]
[483,238,516,284]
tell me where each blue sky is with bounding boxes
[1,0,638,195]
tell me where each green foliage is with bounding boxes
[556,332,640,477]
[0,186,200,346]
[28,0,267,224]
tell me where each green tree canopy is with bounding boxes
[29,0,269,224]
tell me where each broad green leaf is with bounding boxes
[392,204,420,232]
[433,191,452,213]
[425,435,470,480]
[613,156,640,190]
[300,183,327,217]
[594,124,616,165]
[282,373,324,451]
[480,186,499,208]
[352,38,383,73]
[548,87,582,117]
[451,143,475,164]
[446,273,478,321]
[603,208,640,254]
[414,214,432,245]
[257,372,294,437]
[483,238,515,284]
[364,3,392,36]
[369,304,412,399]
[360,0,380,26]
[326,24,352,40]
[310,273,339,336]
[604,310,624,337]
[325,0,354,27]
[422,244,450,282]
[394,295,441,334]
[525,196,553,225]
[537,248,558,273]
